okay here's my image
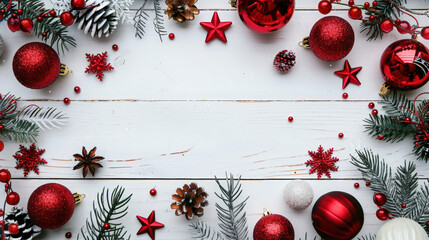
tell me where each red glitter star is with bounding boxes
[305,145,339,179]
[200,12,232,43]
[334,60,362,89]
[85,52,114,81]
[13,143,46,176]
[136,211,164,239]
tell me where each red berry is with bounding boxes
[63,97,70,105]
[0,169,11,183]
[405,117,411,122]
[354,183,359,188]
[366,181,371,187]
[368,102,375,109]
[348,0,354,6]
[421,27,429,40]
[376,208,389,221]
[0,220,4,226]
[401,203,406,208]
[377,135,384,140]
[318,0,332,15]
[364,2,370,8]
[103,223,111,230]
[0,211,3,217]
[372,109,378,115]
[112,44,118,51]
[369,15,376,22]
[74,86,81,93]
[372,1,378,7]
[12,13,17,18]
[17,9,23,15]
[342,93,348,99]
[0,9,5,14]
[49,10,56,17]
[380,19,394,33]
[60,12,74,26]
[349,6,362,19]
[4,184,9,189]
[168,33,175,40]
[6,192,20,205]
[150,188,157,196]
[288,116,293,122]
[426,221,429,226]
[0,125,4,131]
[373,192,387,206]
[19,18,34,33]
[71,0,85,9]
[415,141,419,146]
[41,32,47,37]
[338,133,344,138]
[65,232,72,238]
[396,21,411,34]
[8,223,19,235]
[37,16,43,22]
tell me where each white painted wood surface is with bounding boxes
[0,0,428,239]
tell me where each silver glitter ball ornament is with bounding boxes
[283,180,314,210]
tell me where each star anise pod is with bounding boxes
[165,0,200,23]
[73,147,104,178]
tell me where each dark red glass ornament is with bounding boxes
[312,191,364,240]
[253,212,294,240]
[63,98,70,105]
[6,192,20,205]
[13,42,61,89]
[318,0,332,15]
[376,208,389,221]
[348,6,362,20]
[60,12,74,26]
[19,18,33,33]
[74,86,81,93]
[0,169,11,183]
[237,0,295,33]
[308,16,355,62]
[380,19,394,33]
[368,102,375,109]
[396,21,411,34]
[422,27,429,40]
[7,16,21,32]
[65,232,72,238]
[27,183,75,229]
[0,141,3,152]
[354,183,359,188]
[380,39,429,91]
[373,192,387,206]
[71,0,85,9]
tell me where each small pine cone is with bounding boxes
[165,0,200,23]
[5,207,42,240]
[171,183,208,220]
[75,1,118,38]
[273,50,296,73]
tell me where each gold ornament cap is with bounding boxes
[59,64,70,76]
[73,192,85,204]
[262,208,272,217]
[299,36,311,49]
[379,83,391,96]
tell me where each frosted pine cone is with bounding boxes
[273,50,296,73]
[75,1,118,38]
[4,207,42,240]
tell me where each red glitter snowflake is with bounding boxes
[13,143,47,176]
[85,52,114,81]
[305,145,339,179]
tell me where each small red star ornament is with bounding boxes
[136,210,164,239]
[305,145,339,179]
[200,12,232,43]
[334,60,362,89]
[85,51,114,81]
[13,143,47,176]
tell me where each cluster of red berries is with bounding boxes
[0,169,20,235]
[318,0,429,39]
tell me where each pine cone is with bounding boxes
[273,50,296,73]
[75,1,118,38]
[4,207,42,240]
[165,0,200,23]
[171,183,208,220]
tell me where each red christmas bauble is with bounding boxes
[308,16,355,62]
[422,27,429,40]
[60,12,74,26]
[13,42,61,89]
[19,18,33,33]
[8,223,19,235]
[0,141,3,152]
[0,169,11,183]
[237,0,295,33]
[6,192,20,205]
[376,208,389,221]
[373,192,387,206]
[253,212,294,240]
[7,16,20,32]
[71,0,85,9]
[27,183,75,229]
[312,191,364,240]
[380,39,429,90]
[380,19,394,33]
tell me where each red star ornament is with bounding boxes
[200,12,232,43]
[334,60,362,89]
[136,211,164,239]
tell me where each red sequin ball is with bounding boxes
[273,50,296,73]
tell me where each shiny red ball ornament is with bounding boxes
[13,42,62,89]
[376,208,389,221]
[8,223,19,235]
[372,109,378,115]
[71,0,85,9]
[237,0,295,33]
[421,27,429,40]
[338,133,344,138]
[312,191,364,240]
[369,15,376,22]
[368,102,375,109]
[0,169,11,183]
[253,211,294,240]
[380,39,429,91]
[112,44,118,51]
[318,1,332,14]
[308,16,355,62]
[19,18,34,33]
[74,86,81,93]
[366,182,371,187]
[63,97,70,105]
[16,9,23,15]
[364,2,370,8]
[49,10,56,17]
[373,192,387,206]
[7,15,21,32]
[6,192,20,205]
[348,6,362,20]
[169,33,175,40]
[354,183,359,188]
[150,188,157,196]
[60,12,74,26]
[27,183,75,229]
[396,21,411,34]
[380,19,394,33]
[342,93,348,99]
[288,116,293,122]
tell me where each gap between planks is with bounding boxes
[9,177,429,180]
[17,99,385,102]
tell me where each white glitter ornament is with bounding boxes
[283,180,314,210]
[376,218,428,240]
[0,34,4,57]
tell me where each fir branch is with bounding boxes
[134,0,149,39]
[357,234,377,240]
[394,162,418,217]
[189,221,224,240]
[413,135,429,162]
[110,0,134,24]
[18,106,67,131]
[153,0,167,41]
[380,91,414,119]
[0,118,39,143]
[214,173,249,240]
[411,181,429,225]
[364,114,414,142]
[20,0,76,54]
[79,186,132,240]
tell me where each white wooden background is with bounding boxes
[1,0,429,239]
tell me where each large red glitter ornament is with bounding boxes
[13,42,62,89]
[253,210,294,240]
[237,0,294,33]
[305,16,355,62]
[380,39,429,91]
[27,183,75,229]
[312,191,364,240]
